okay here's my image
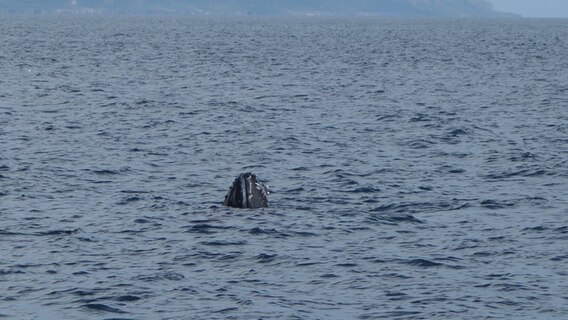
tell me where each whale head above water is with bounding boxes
[223,172,269,208]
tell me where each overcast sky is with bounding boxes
[489,0,568,17]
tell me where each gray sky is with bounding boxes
[489,0,568,17]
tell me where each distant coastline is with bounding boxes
[0,0,520,17]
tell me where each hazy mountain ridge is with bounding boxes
[0,0,517,17]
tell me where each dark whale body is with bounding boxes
[224,173,269,208]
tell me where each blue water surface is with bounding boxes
[1,16,568,319]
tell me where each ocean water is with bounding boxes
[1,15,568,319]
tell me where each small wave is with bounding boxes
[372,200,469,214]
[253,94,279,100]
[376,113,399,121]
[214,307,239,313]
[248,227,289,238]
[320,273,339,278]
[323,168,380,178]
[255,253,278,263]
[433,127,473,144]
[550,255,567,261]
[484,168,551,180]
[134,272,185,282]
[508,151,537,162]
[480,199,516,209]
[374,311,422,318]
[282,187,305,194]
[135,99,155,106]
[90,169,121,175]
[447,128,470,136]
[493,283,529,293]
[34,229,80,236]
[82,303,127,314]
[368,214,424,225]
[0,230,25,236]
[347,186,381,193]
[200,240,247,246]
[522,226,568,235]
[385,291,409,301]
[185,224,232,234]
[87,180,113,184]
[114,295,141,302]
[409,113,437,122]
[0,269,25,275]
[295,261,321,267]
[86,167,132,176]
[291,231,318,237]
[335,263,358,267]
[405,259,444,268]
[521,226,549,232]
[435,165,466,174]
[117,195,143,205]
[554,226,568,234]
[484,273,512,280]
[405,139,437,149]
[120,190,150,194]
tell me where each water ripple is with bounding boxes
[1,16,567,320]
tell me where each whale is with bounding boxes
[223,172,269,208]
